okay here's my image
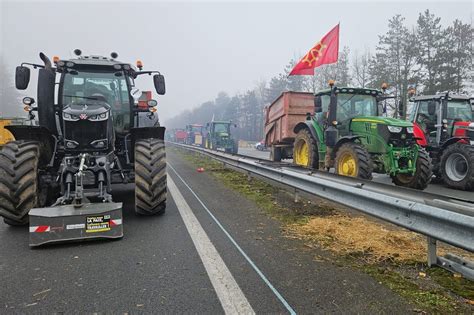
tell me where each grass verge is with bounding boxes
[175,148,474,313]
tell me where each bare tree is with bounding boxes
[352,49,371,88]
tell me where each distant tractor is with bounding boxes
[410,93,474,190]
[205,121,239,154]
[265,84,432,190]
[0,50,167,246]
[185,124,205,147]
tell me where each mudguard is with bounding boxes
[5,125,56,166]
[294,121,320,143]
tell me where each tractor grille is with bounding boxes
[64,120,108,151]
[377,125,414,147]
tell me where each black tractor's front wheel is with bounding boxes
[0,141,45,225]
[134,139,167,215]
[391,148,432,190]
[440,142,474,190]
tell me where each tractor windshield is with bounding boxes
[213,123,229,133]
[336,93,377,121]
[62,70,131,132]
[191,126,203,133]
[447,100,472,122]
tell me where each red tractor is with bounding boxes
[409,93,474,190]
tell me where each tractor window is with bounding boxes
[320,95,330,112]
[62,70,131,133]
[213,124,229,133]
[336,93,377,121]
[447,100,472,122]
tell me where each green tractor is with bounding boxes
[205,121,239,154]
[293,84,432,190]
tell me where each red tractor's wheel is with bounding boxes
[440,142,474,191]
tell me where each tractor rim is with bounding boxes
[445,152,468,182]
[338,153,357,176]
[294,139,309,166]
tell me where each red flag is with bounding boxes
[289,24,340,76]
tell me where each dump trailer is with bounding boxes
[205,120,238,154]
[264,92,315,161]
[409,93,474,190]
[175,129,187,143]
[0,50,167,246]
[185,124,205,146]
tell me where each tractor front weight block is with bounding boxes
[29,202,123,247]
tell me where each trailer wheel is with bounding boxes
[293,128,318,169]
[0,141,44,225]
[440,142,474,190]
[270,146,282,162]
[392,148,432,190]
[335,142,373,179]
[135,139,167,215]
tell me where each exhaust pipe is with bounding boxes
[39,52,52,70]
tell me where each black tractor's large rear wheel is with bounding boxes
[0,141,45,225]
[134,139,167,215]
[440,142,474,191]
[391,148,432,190]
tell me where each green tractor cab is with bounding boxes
[293,85,432,190]
[205,121,238,154]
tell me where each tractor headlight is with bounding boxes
[406,127,413,134]
[387,126,402,133]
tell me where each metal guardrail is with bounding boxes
[170,142,474,280]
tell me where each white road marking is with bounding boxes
[168,163,296,315]
[168,177,255,314]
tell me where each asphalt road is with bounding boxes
[1,148,412,313]
[238,147,474,202]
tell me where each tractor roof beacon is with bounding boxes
[410,93,474,190]
[0,51,167,246]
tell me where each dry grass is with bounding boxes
[288,214,474,264]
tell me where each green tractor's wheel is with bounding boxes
[440,142,474,191]
[391,148,432,190]
[0,141,47,225]
[335,142,373,179]
[293,129,318,168]
[134,139,167,215]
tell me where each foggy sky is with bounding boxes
[1,1,472,123]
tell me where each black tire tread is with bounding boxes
[392,148,432,190]
[0,141,40,225]
[440,142,474,191]
[135,138,167,215]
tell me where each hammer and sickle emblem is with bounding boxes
[301,42,327,66]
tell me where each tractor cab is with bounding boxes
[410,94,473,147]
[185,124,205,146]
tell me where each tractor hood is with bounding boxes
[217,132,229,137]
[351,116,412,127]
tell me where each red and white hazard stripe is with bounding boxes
[110,219,122,226]
[29,225,51,233]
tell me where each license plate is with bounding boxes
[86,215,111,233]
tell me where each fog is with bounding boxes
[1,0,472,122]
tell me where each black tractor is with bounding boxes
[0,50,167,246]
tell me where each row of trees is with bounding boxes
[167,10,473,140]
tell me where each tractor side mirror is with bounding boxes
[153,74,166,95]
[427,101,436,116]
[314,96,322,113]
[15,66,30,90]
[234,124,237,128]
